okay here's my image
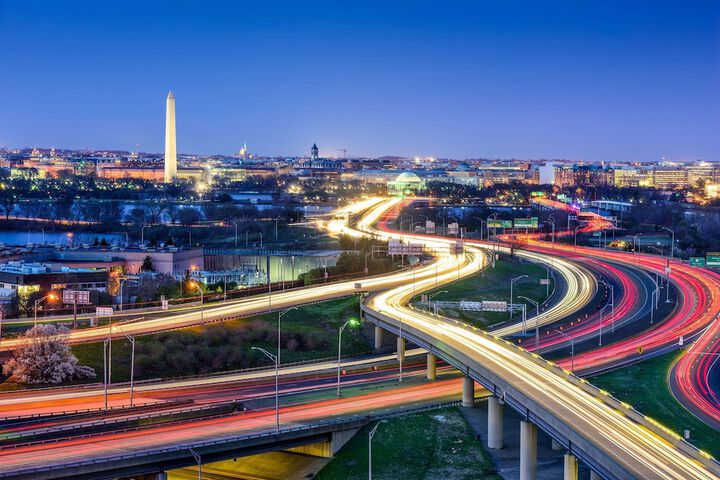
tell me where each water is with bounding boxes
[0,231,122,246]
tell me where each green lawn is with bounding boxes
[590,351,720,457]
[416,258,553,329]
[315,407,501,480]
[69,296,369,383]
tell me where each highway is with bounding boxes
[0,196,718,479]
[354,198,719,479]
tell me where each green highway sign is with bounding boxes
[488,219,513,229]
[514,217,539,229]
[706,253,720,267]
[689,257,706,267]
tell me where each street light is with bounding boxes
[33,293,57,327]
[518,296,540,348]
[554,329,575,373]
[429,290,448,313]
[337,318,360,397]
[632,233,643,254]
[231,220,239,247]
[661,226,675,258]
[251,346,280,435]
[510,275,529,319]
[369,420,387,480]
[113,323,136,408]
[574,225,582,248]
[597,280,615,332]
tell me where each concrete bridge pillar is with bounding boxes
[563,453,578,480]
[462,376,475,407]
[426,353,437,380]
[590,472,602,480]
[551,439,563,451]
[487,395,503,449]
[520,420,537,480]
[396,336,405,362]
[374,325,384,349]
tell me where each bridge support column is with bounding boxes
[563,453,578,480]
[374,326,384,349]
[426,353,437,380]
[551,439,563,451]
[488,395,503,449]
[520,420,537,480]
[590,472,601,480]
[462,376,475,407]
[396,336,405,362]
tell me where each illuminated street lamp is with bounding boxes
[661,226,675,258]
[33,293,57,327]
[337,318,360,397]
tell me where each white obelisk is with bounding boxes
[164,91,177,183]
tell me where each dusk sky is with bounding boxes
[1,1,718,162]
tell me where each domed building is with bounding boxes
[388,171,426,195]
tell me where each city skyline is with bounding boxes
[1,1,719,162]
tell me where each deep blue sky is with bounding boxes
[1,1,718,161]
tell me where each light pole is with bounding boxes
[510,275,528,319]
[189,447,202,480]
[554,329,574,373]
[114,323,136,407]
[369,420,387,480]
[632,233,643,254]
[487,213,498,253]
[429,290,448,313]
[337,318,359,397]
[597,279,615,332]
[548,214,556,246]
[231,220,239,247]
[252,346,280,435]
[661,226,675,258]
[33,293,57,327]
[518,296,540,348]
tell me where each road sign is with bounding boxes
[63,290,91,305]
[425,221,435,234]
[161,299,169,310]
[689,257,706,267]
[481,300,508,312]
[447,222,459,235]
[95,307,114,316]
[513,217,539,229]
[637,346,644,354]
[706,253,720,267]
[487,219,512,229]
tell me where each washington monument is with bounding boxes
[164,91,177,182]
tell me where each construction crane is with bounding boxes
[338,148,349,158]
